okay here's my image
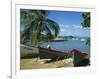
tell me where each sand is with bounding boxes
[20,58,74,69]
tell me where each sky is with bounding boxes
[47,11,90,37]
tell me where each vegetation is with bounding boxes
[81,12,90,28]
[20,9,60,47]
[85,37,90,46]
[81,12,90,45]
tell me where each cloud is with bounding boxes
[60,24,82,29]
[59,24,90,37]
[72,24,82,29]
[60,28,65,32]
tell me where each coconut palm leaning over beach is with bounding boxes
[20,10,60,47]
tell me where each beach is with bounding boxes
[20,58,73,69]
[20,43,89,69]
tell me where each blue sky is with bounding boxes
[47,11,90,37]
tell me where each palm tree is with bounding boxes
[81,12,90,28]
[20,9,60,47]
[81,12,90,45]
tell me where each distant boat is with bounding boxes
[80,38,85,41]
[72,38,78,40]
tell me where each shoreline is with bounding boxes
[20,45,90,69]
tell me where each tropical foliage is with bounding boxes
[81,12,90,28]
[20,9,60,46]
[85,38,90,46]
[81,12,90,45]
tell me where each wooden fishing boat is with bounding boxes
[20,44,89,66]
[20,44,39,58]
[38,47,69,59]
[70,49,89,66]
[39,47,89,66]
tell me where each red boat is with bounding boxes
[39,47,89,66]
[39,47,69,59]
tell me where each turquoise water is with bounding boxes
[40,40,90,54]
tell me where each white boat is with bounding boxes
[80,38,85,41]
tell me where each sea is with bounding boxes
[40,40,90,55]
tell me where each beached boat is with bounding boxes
[38,47,69,59]
[20,44,89,66]
[70,49,89,66]
[20,44,39,58]
[39,47,89,66]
